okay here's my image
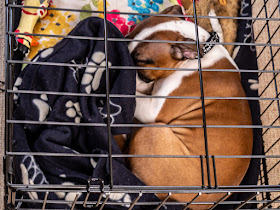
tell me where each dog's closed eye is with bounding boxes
[134,58,154,65]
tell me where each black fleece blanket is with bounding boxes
[12,17,167,209]
[12,0,261,208]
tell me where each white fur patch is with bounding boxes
[208,9,224,42]
[128,20,210,53]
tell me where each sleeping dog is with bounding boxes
[126,5,253,208]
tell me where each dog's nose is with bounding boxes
[138,72,154,83]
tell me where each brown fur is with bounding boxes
[126,6,253,209]
[181,0,240,55]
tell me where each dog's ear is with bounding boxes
[161,5,184,16]
[171,38,203,60]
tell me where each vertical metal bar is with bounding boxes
[83,191,90,207]
[200,155,205,188]
[128,192,142,210]
[209,192,231,210]
[102,0,113,188]
[234,192,259,210]
[192,0,211,188]
[212,156,218,189]
[182,192,201,210]
[99,193,110,210]
[42,191,49,210]
[259,194,280,210]
[155,192,172,210]
[94,193,104,208]
[70,193,80,210]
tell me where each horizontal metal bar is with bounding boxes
[7,89,280,101]
[6,120,280,129]
[5,151,280,159]
[6,4,280,21]
[7,59,280,74]
[6,89,280,101]
[7,182,280,193]
[7,31,280,48]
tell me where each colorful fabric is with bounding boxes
[25,0,180,62]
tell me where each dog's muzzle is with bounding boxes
[138,72,154,83]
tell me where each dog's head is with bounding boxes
[127,5,203,83]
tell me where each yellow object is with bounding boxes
[27,5,77,60]
[14,0,50,56]
[219,0,227,5]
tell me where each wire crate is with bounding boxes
[3,0,280,209]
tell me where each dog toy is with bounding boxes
[180,0,239,55]
[14,0,51,56]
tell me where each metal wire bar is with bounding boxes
[7,88,280,101]
[182,193,202,210]
[70,193,80,210]
[192,0,211,189]
[102,0,114,190]
[234,192,259,210]
[7,59,280,74]
[212,156,218,189]
[42,191,49,210]
[6,152,280,159]
[7,31,280,49]
[155,192,172,210]
[6,183,280,194]
[128,192,142,210]
[99,193,110,210]
[200,156,205,188]
[6,4,280,21]
[209,192,232,210]
[7,119,280,129]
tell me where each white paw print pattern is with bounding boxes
[13,77,23,100]
[81,51,112,94]
[248,79,259,90]
[20,155,49,200]
[103,193,132,208]
[98,100,122,125]
[65,100,82,123]
[40,47,54,58]
[32,94,50,122]
[55,182,82,207]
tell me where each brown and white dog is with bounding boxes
[126,5,253,209]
